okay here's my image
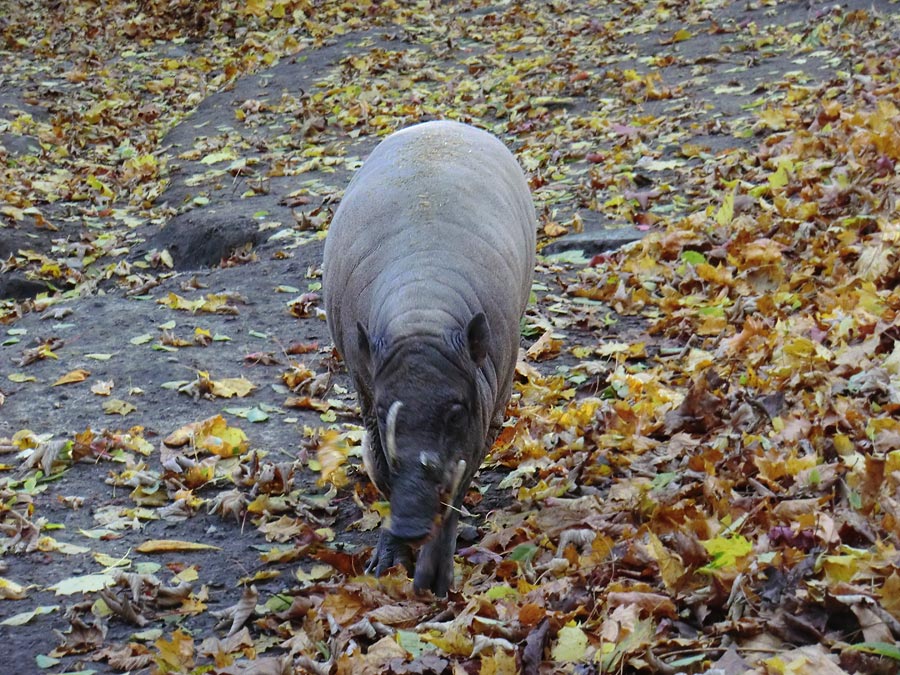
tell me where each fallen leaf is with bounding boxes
[53,368,90,386]
[0,605,60,626]
[48,573,116,595]
[0,577,29,600]
[551,623,589,662]
[135,539,222,553]
[103,399,136,416]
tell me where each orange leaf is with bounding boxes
[136,539,221,553]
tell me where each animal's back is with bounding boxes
[323,120,536,406]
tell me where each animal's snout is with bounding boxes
[389,516,436,544]
[389,469,441,544]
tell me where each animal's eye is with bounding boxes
[445,402,466,428]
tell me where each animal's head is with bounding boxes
[357,313,490,542]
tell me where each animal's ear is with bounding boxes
[357,322,372,366]
[466,313,490,366]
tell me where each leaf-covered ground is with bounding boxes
[2,1,900,673]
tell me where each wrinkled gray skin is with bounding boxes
[322,120,536,595]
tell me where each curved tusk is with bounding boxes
[385,400,403,466]
[450,459,467,502]
[443,459,468,521]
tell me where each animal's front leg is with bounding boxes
[413,509,460,596]
[367,529,414,576]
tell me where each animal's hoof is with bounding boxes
[369,529,414,576]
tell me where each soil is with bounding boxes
[1,1,897,672]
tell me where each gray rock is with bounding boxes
[542,226,646,255]
[132,208,260,270]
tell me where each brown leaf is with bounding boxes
[199,626,254,664]
[526,329,563,361]
[286,340,319,355]
[212,585,258,636]
[366,602,430,627]
[18,337,64,366]
[605,591,677,619]
[663,369,726,435]
[94,643,154,671]
[50,615,107,656]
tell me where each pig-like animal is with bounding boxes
[322,120,536,595]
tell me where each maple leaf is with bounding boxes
[153,629,196,673]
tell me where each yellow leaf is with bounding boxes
[741,237,783,266]
[159,293,205,312]
[199,148,238,165]
[423,624,473,656]
[0,604,58,626]
[857,243,894,282]
[164,415,249,457]
[551,623,588,662]
[199,424,249,457]
[243,0,266,17]
[1,205,25,220]
[715,189,735,227]
[86,174,114,198]
[174,566,200,583]
[479,650,518,675]
[53,368,90,386]
[696,262,733,285]
[154,629,196,671]
[0,576,29,600]
[93,552,131,568]
[315,429,351,488]
[209,377,256,398]
[48,573,116,595]
[295,564,332,583]
[159,248,174,269]
[878,571,900,621]
[543,219,567,237]
[648,532,685,592]
[758,107,787,130]
[768,158,792,189]
[700,535,752,571]
[135,539,222,553]
[832,434,854,455]
[8,373,37,383]
[103,399,136,416]
[696,314,728,336]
